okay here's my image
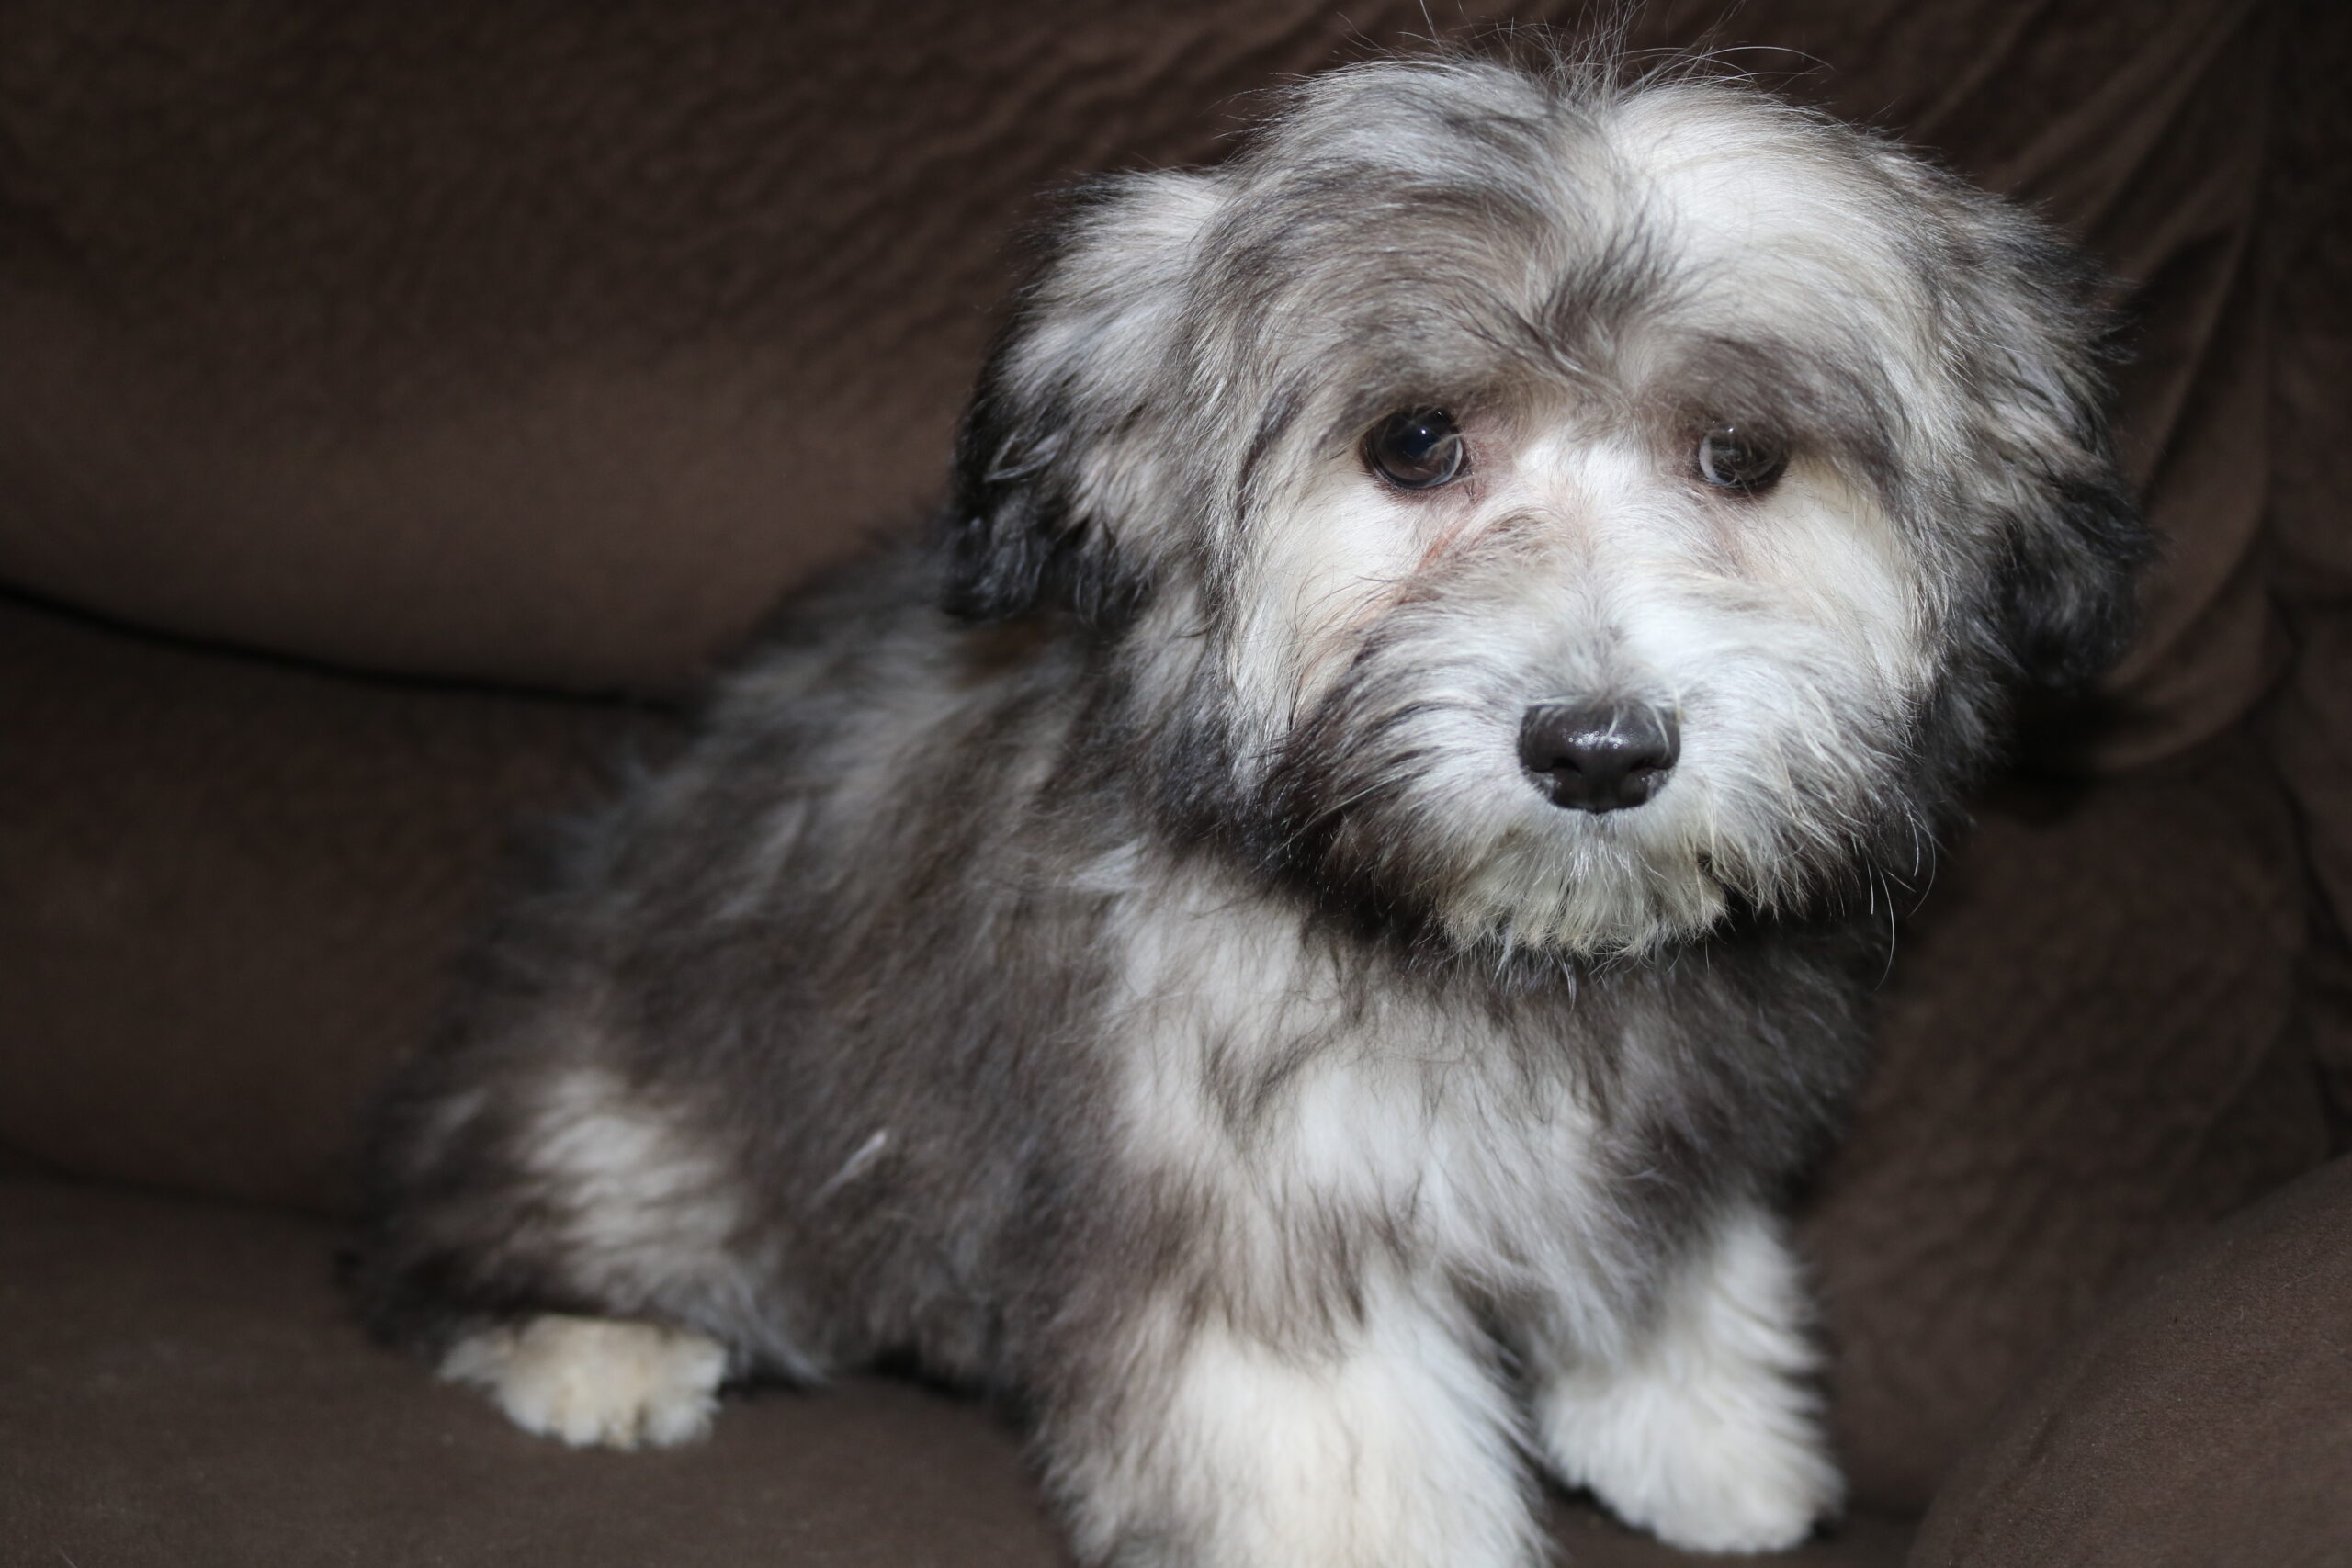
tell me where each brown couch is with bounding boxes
[4,2,2348,1562]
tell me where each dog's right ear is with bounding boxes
[943,171,1218,627]
[1960,224,2154,690]
[944,339,1115,626]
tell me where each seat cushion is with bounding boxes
[0,1179,1913,1567]
[0,588,672,1216]
[1910,1156,2352,1568]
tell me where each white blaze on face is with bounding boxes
[1507,423,1932,716]
[1211,355,1934,953]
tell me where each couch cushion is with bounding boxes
[1798,730,2324,1509]
[0,589,673,1214]
[0,1178,1914,1567]
[1910,1156,2352,1567]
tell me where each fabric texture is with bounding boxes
[0,588,675,1213]
[1802,731,2326,1506]
[1909,1155,2352,1567]
[2263,0,2352,1137]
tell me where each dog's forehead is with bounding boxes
[1219,68,1931,388]
[1603,90,1923,331]
[1606,89,1901,249]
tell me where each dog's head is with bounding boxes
[946,56,2146,956]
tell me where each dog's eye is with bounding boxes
[1695,425,1787,494]
[1364,409,1467,490]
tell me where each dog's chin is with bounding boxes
[1427,784,1905,960]
[1442,829,1732,960]
[1304,780,1744,960]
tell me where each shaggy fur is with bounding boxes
[354,54,2145,1563]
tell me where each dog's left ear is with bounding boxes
[1962,224,2154,689]
[946,346,1105,626]
[1994,436,2145,689]
[944,171,1220,628]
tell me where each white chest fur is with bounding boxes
[1097,856,1617,1324]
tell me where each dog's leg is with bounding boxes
[1046,1280,1543,1568]
[365,1059,787,1448]
[1532,1202,1841,1553]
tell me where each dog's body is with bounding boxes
[357,56,2143,1564]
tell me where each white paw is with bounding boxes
[1545,1380,1842,1552]
[1538,1208,1842,1553]
[441,1314,729,1450]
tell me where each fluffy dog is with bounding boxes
[356,53,2144,1563]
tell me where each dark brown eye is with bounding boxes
[1696,424,1788,494]
[1364,409,1467,490]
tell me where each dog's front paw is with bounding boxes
[1537,1206,1842,1553]
[440,1314,728,1450]
[1545,1380,1842,1553]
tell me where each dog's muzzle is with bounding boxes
[1519,702,1679,813]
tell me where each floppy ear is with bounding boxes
[1995,441,2147,689]
[1957,220,2154,689]
[942,170,1218,627]
[944,344,1101,624]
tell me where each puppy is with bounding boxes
[356,53,2144,1564]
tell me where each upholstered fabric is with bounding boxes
[0,589,674,1213]
[1802,729,2325,1507]
[1910,1155,2352,1567]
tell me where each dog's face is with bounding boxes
[949,59,2144,956]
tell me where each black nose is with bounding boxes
[1518,703,1679,813]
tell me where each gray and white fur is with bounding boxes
[355,53,2145,1563]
